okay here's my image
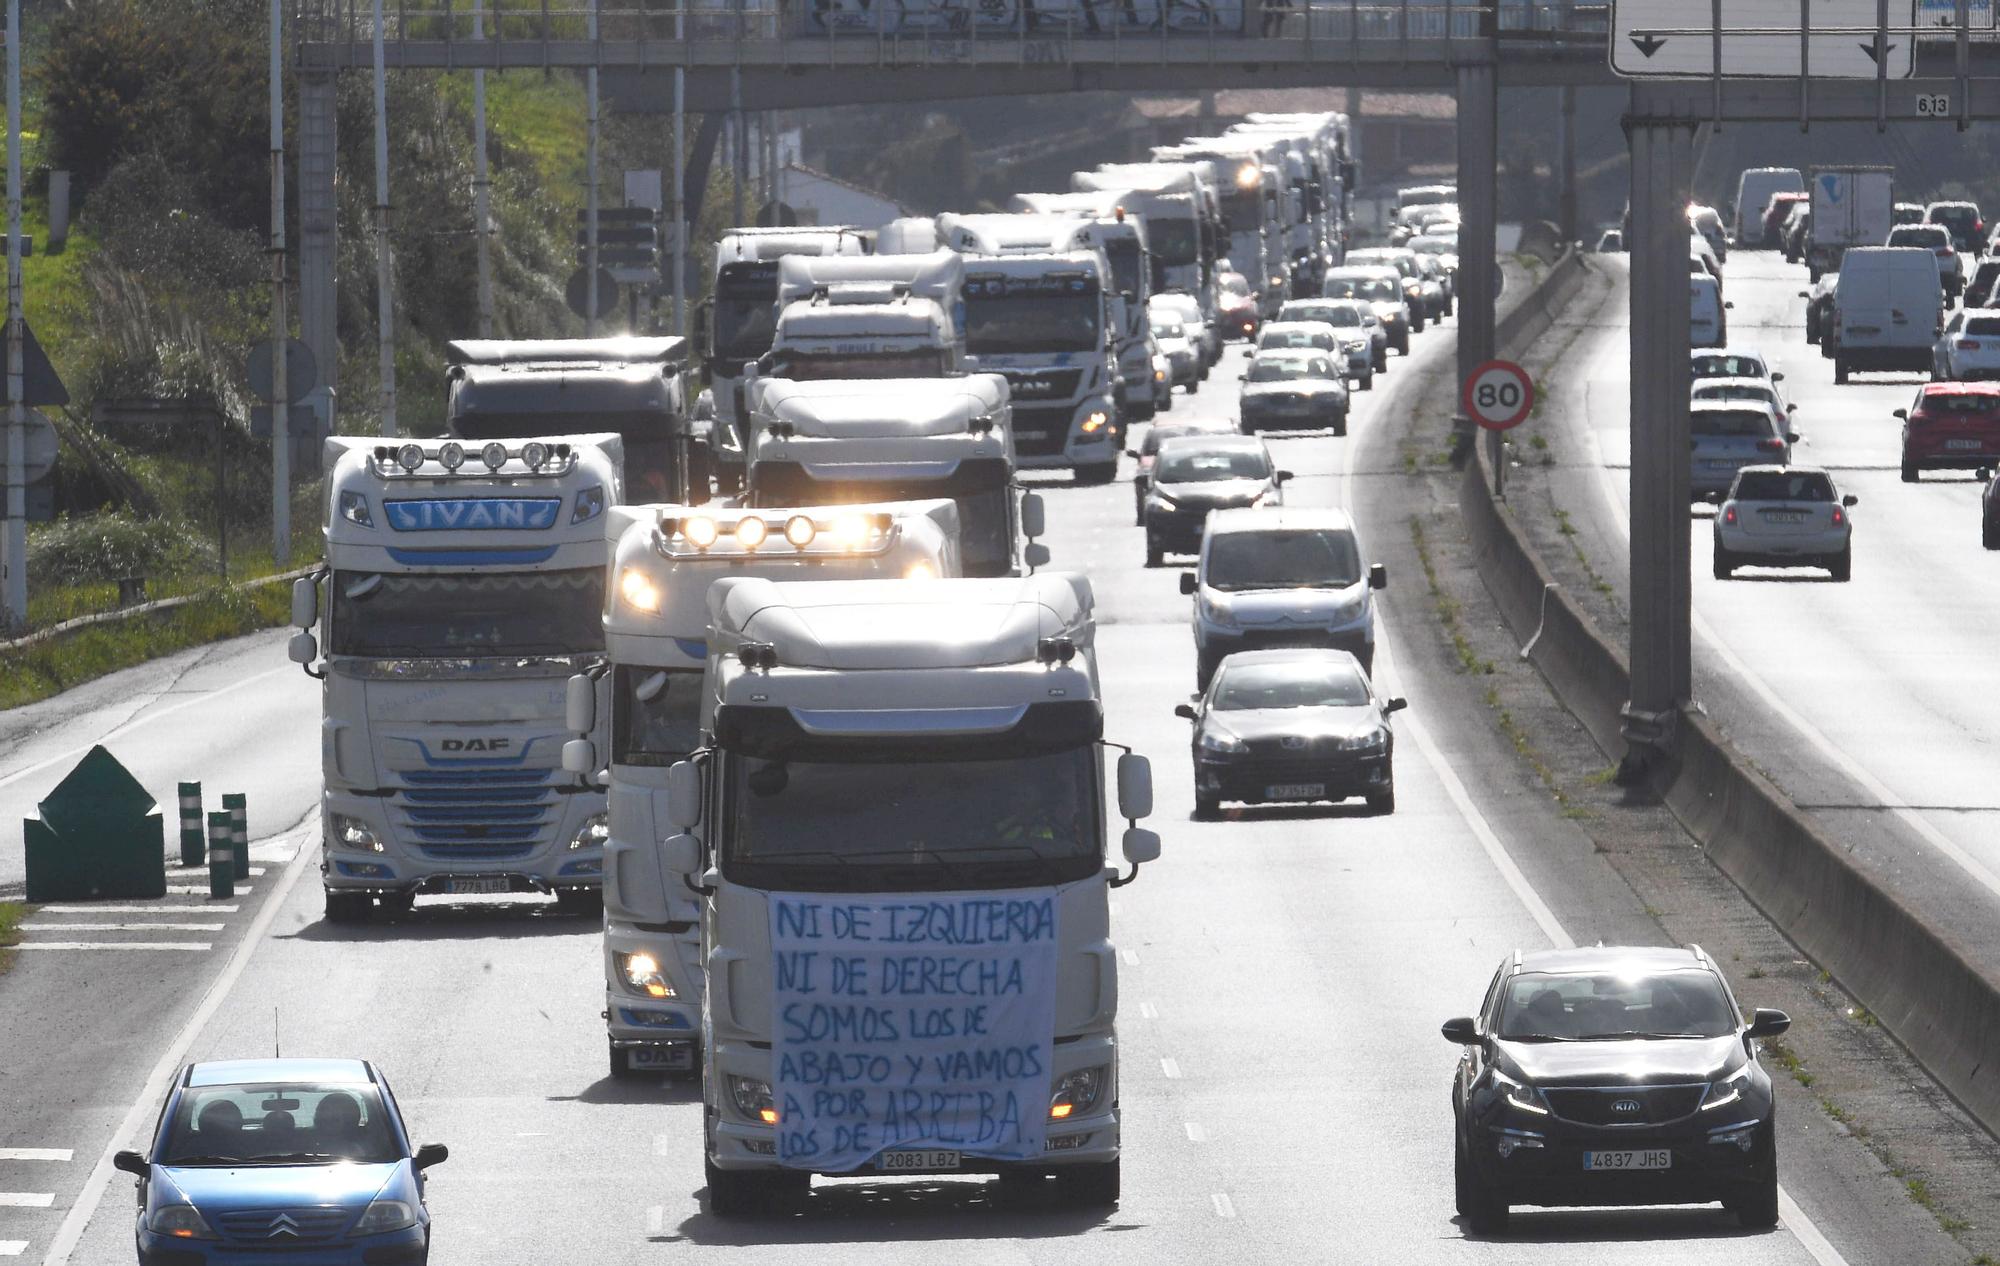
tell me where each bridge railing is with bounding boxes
[294,0,1610,66]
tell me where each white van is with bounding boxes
[1831,246,1942,384]
[1733,167,1804,247]
[1691,274,1728,348]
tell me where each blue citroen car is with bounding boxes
[114,1058,446,1265]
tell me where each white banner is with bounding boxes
[770,891,1060,1172]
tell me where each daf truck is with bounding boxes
[286,434,624,922]
[650,574,1161,1214]
[747,374,1050,578]
[568,500,965,1077]
[703,227,870,493]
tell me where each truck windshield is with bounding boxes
[613,666,703,766]
[964,279,1102,354]
[723,746,1101,892]
[713,262,780,361]
[1148,219,1197,267]
[1220,190,1262,231]
[764,350,949,380]
[1103,240,1143,297]
[329,568,605,658]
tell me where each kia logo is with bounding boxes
[1612,1099,1642,1114]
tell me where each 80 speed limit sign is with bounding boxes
[1463,359,1534,431]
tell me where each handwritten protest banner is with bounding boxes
[769,891,1061,1171]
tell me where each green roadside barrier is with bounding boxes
[22,746,165,902]
[207,811,234,899]
[178,781,204,867]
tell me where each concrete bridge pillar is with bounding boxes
[298,70,340,445]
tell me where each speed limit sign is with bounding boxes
[1463,359,1535,431]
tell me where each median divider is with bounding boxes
[1452,246,2000,1137]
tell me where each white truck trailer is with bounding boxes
[1010,193,1160,419]
[757,249,968,384]
[287,434,625,922]
[1150,139,1289,317]
[649,574,1160,1214]
[1806,166,1894,280]
[569,500,964,1077]
[747,375,1048,578]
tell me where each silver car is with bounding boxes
[1692,401,1795,500]
[1713,465,1854,581]
[1274,299,1378,388]
[1933,308,2000,381]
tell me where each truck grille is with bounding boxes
[392,767,557,860]
[1010,406,1074,456]
[1002,368,1084,403]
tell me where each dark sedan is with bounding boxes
[1129,419,1244,526]
[1173,647,1403,818]
[1142,435,1286,567]
[1239,350,1351,436]
[1443,945,1789,1235]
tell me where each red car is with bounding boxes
[1898,382,2000,481]
[1219,270,1260,340]
[1761,192,1809,249]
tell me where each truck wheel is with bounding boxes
[324,890,372,924]
[1075,462,1117,486]
[1901,461,1919,483]
[1982,517,2000,550]
[1833,356,1849,385]
[1185,377,1199,396]
[555,888,603,917]
[1055,1158,1119,1208]
[705,1157,777,1219]
[1829,546,1852,582]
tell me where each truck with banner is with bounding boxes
[564,500,965,1078]
[643,573,1161,1214]
[286,434,624,922]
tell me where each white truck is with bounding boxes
[1806,166,1894,280]
[648,573,1160,1214]
[703,227,870,493]
[757,250,968,384]
[1231,114,1355,284]
[747,374,1049,578]
[1009,193,1160,419]
[1151,139,1289,317]
[286,434,624,922]
[569,499,965,1077]
[1075,164,1225,350]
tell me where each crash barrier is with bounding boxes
[1456,250,2000,1135]
[21,746,166,902]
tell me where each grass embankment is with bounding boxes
[0,900,29,974]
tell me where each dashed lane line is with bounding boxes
[23,923,225,933]
[0,1196,53,1208]
[33,905,237,915]
[0,1152,69,1163]
[12,943,212,952]
[1210,1192,1236,1219]
[165,885,252,897]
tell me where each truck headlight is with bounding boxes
[1048,1066,1108,1120]
[616,950,677,999]
[572,485,606,525]
[728,1075,778,1125]
[351,1199,418,1235]
[338,491,373,527]
[570,812,609,851]
[147,1203,218,1240]
[331,814,383,853]
[619,568,661,614]
[1081,410,1111,434]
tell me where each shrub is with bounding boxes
[27,509,214,587]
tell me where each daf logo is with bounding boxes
[441,737,511,753]
[266,1214,302,1238]
[1280,736,1308,750]
[1612,1099,1642,1114]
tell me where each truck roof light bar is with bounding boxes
[736,642,778,671]
[368,441,575,478]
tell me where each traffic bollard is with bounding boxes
[178,781,204,867]
[223,793,247,877]
[207,811,234,898]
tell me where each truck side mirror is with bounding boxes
[1024,542,1051,571]
[665,760,702,831]
[290,576,318,628]
[661,832,701,877]
[565,675,597,735]
[287,630,318,665]
[561,738,597,775]
[1020,491,1046,540]
[1179,571,1198,595]
[1121,826,1161,866]
[1369,563,1388,590]
[1116,752,1153,821]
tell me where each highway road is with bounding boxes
[1541,250,2000,974]
[0,304,1970,1264]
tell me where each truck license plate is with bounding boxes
[876,1150,960,1171]
[447,877,511,895]
[1266,782,1325,800]
[627,1046,691,1071]
[1583,1149,1671,1171]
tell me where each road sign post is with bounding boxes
[1464,358,1533,500]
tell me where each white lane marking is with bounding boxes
[33,905,236,914]
[1138,1001,1159,1021]
[0,1195,53,1208]
[0,1152,68,1163]
[165,885,252,896]
[1211,1192,1236,1219]
[1184,1122,1207,1143]
[1574,380,2000,908]
[654,1133,672,1157]
[1352,329,1851,1266]
[41,825,316,1266]
[0,1243,26,1256]
[166,867,264,878]
[1119,948,1139,966]
[24,923,225,933]
[0,666,296,792]
[13,943,211,952]
[1160,1057,1182,1079]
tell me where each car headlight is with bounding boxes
[331,814,383,853]
[615,949,677,999]
[1200,594,1238,629]
[728,1075,778,1124]
[1701,1068,1752,1112]
[1334,727,1388,752]
[1492,1069,1549,1116]
[1049,1066,1109,1120]
[1197,728,1247,755]
[570,811,608,851]
[148,1203,219,1240]
[350,1199,417,1235]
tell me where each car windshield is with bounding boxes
[1692,409,1775,439]
[330,568,605,658]
[1141,425,1215,455]
[1247,357,1332,382]
[1214,661,1369,710]
[1221,275,1252,299]
[1156,448,1269,483]
[1890,226,1950,249]
[1691,355,1766,379]
[159,1082,401,1166]
[1410,237,1454,255]
[1148,219,1197,266]
[766,350,949,381]
[1323,276,1399,303]
[1205,528,1361,591]
[1259,329,1332,351]
[1285,304,1362,327]
[1734,471,1833,501]
[1496,969,1737,1041]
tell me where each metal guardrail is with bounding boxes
[293,0,1611,69]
